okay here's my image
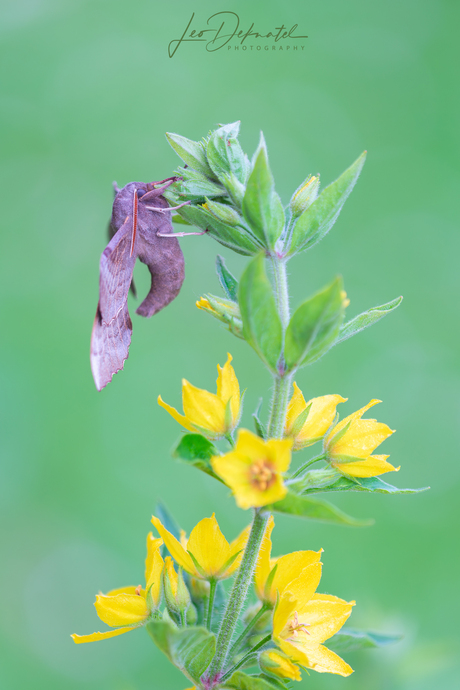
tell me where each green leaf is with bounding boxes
[173,204,260,257]
[206,122,249,185]
[146,620,215,683]
[328,628,403,653]
[288,152,366,255]
[303,473,429,495]
[252,398,267,439]
[284,277,344,370]
[173,434,224,483]
[337,296,403,344]
[168,169,225,201]
[270,490,372,526]
[155,502,182,543]
[242,135,284,248]
[166,132,215,178]
[223,671,280,690]
[239,254,283,371]
[216,255,239,301]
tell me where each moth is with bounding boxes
[90,177,195,391]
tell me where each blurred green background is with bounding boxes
[1,0,458,688]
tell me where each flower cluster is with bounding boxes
[158,354,399,512]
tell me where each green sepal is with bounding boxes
[284,277,345,370]
[165,132,215,178]
[173,434,224,483]
[216,255,239,301]
[172,215,192,225]
[328,628,403,653]
[206,197,243,227]
[239,254,283,372]
[289,174,320,218]
[166,169,225,201]
[288,152,366,255]
[223,671,281,690]
[242,134,285,248]
[172,203,261,256]
[303,473,429,495]
[337,296,403,344]
[252,398,267,439]
[263,562,278,602]
[289,402,312,439]
[253,674,289,690]
[146,620,216,684]
[270,490,373,526]
[206,122,249,185]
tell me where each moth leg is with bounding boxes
[144,201,191,213]
[157,229,207,238]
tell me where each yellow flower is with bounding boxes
[324,399,399,478]
[273,574,354,677]
[151,513,250,581]
[285,383,347,450]
[72,533,164,644]
[260,649,302,681]
[255,516,323,606]
[158,353,241,439]
[212,429,293,510]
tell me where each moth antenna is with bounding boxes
[112,181,120,193]
[145,201,191,213]
[151,176,182,186]
[157,229,208,238]
[130,189,138,257]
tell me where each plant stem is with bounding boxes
[206,509,269,684]
[291,453,326,478]
[221,634,272,682]
[267,256,294,440]
[179,610,185,627]
[227,603,270,659]
[205,579,217,631]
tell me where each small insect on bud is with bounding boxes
[290,175,320,218]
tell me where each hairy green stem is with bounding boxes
[227,603,270,659]
[205,580,217,631]
[267,256,293,439]
[206,510,269,684]
[291,453,326,478]
[221,634,272,682]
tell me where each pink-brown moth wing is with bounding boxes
[90,215,136,391]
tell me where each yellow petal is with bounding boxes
[151,515,197,576]
[196,297,213,311]
[164,556,179,597]
[291,594,355,644]
[182,379,226,433]
[105,586,143,597]
[266,437,293,473]
[158,395,195,432]
[334,454,399,478]
[255,515,275,599]
[286,382,308,434]
[216,353,240,425]
[325,399,381,447]
[226,524,251,576]
[330,419,394,459]
[297,395,347,445]
[72,626,135,644]
[271,556,323,605]
[95,593,148,627]
[260,649,302,681]
[273,592,297,639]
[186,514,231,578]
[145,533,164,605]
[279,640,353,676]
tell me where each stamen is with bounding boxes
[287,611,310,639]
[134,585,142,596]
[249,458,276,491]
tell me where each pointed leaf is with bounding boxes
[206,122,249,185]
[288,152,366,255]
[216,255,239,301]
[270,490,372,526]
[166,132,215,178]
[242,136,284,248]
[155,502,182,543]
[146,620,215,683]
[173,434,224,483]
[338,296,403,344]
[239,254,283,371]
[303,473,429,495]
[284,277,344,370]
[328,628,403,653]
[168,169,225,201]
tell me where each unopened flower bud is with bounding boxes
[290,175,320,218]
[163,557,191,619]
[260,650,301,681]
[204,198,242,227]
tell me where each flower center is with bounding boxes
[249,458,276,491]
[287,611,310,639]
